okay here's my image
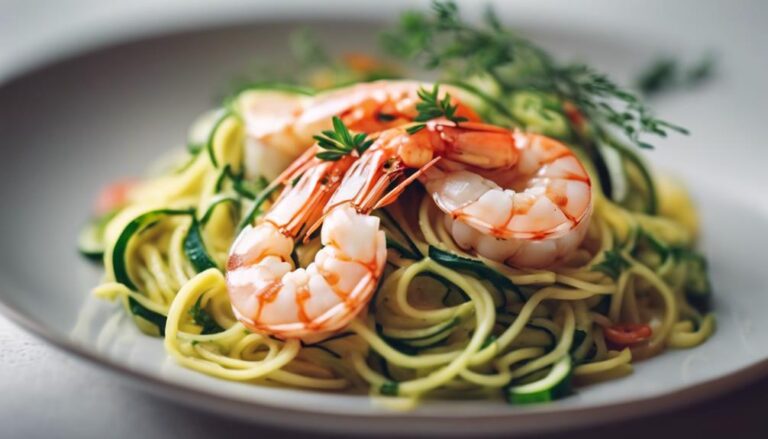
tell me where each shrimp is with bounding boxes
[238,80,479,179]
[319,120,593,268]
[226,153,387,339]
[226,119,590,338]
[423,131,592,267]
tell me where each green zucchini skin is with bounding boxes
[128,297,167,336]
[183,218,218,273]
[505,356,573,404]
[429,246,524,301]
[111,209,193,290]
[109,208,221,335]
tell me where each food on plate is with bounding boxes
[81,1,714,407]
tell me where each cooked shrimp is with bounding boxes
[319,120,593,268]
[226,119,590,338]
[226,154,387,338]
[424,129,592,267]
[238,80,478,179]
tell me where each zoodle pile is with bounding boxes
[79,2,714,407]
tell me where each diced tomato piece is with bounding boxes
[604,323,652,347]
[563,102,586,129]
[94,178,137,215]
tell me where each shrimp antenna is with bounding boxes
[267,146,318,194]
[371,157,441,211]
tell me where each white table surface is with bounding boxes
[2,1,768,437]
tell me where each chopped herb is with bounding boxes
[592,247,630,280]
[407,83,468,134]
[314,116,374,161]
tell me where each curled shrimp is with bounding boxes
[321,120,593,268]
[226,154,387,339]
[237,80,478,179]
[423,130,592,267]
[226,84,478,338]
[226,119,591,338]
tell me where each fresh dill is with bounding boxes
[314,116,374,161]
[407,84,468,134]
[381,0,688,150]
[635,55,716,96]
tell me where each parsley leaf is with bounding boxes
[314,116,374,161]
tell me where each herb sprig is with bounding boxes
[635,55,715,96]
[407,84,468,134]
[314,116,374,161]
[382,1,688,150]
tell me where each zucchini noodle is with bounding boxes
[84,86,714,406]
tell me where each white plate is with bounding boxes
[1,1,767,436]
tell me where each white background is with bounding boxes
[1,0,767,437]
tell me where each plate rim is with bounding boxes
[2,295,768,435]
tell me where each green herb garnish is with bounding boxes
[382,0,688,150]
[635,55,716,96]
[314,116,374,161]
[407,84,468,134]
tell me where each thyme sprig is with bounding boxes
[314,116,374,161]
[407,84,468,134]
[382,1,688,150]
